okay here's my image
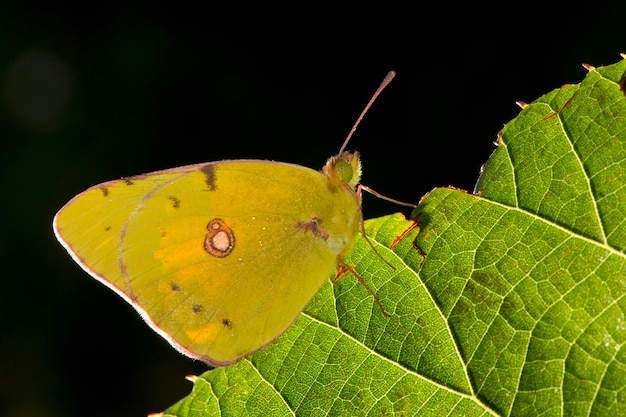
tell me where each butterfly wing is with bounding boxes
[54,160,360,366]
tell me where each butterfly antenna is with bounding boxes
[338,71,396,154]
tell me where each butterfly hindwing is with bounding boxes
[54,158,360,365]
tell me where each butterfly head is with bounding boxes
[323,151,362,190]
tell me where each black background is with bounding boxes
[1,2,624,416]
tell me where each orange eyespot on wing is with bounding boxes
[204,218,235,258]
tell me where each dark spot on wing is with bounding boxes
[104,226,111,232]
[296,216,329,241]
[170,283,181,292]
[168,196,180,208]
[200,164,217,191]
[192,304,202,313]
[123,178,134,186]
[100,186,109,197]
[222,318,232,328]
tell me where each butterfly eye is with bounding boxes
[335,159,354,183]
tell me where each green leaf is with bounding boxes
[157,57,626,417]
[414,58,626,416]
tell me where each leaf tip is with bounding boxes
[185,374,200,383]
[516,101,528,109]
[147,413,164,417]
[582,63,595,71]
[621,52,626,60]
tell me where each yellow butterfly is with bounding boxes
[53,72,396,366]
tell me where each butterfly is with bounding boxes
[53,72,396,366]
